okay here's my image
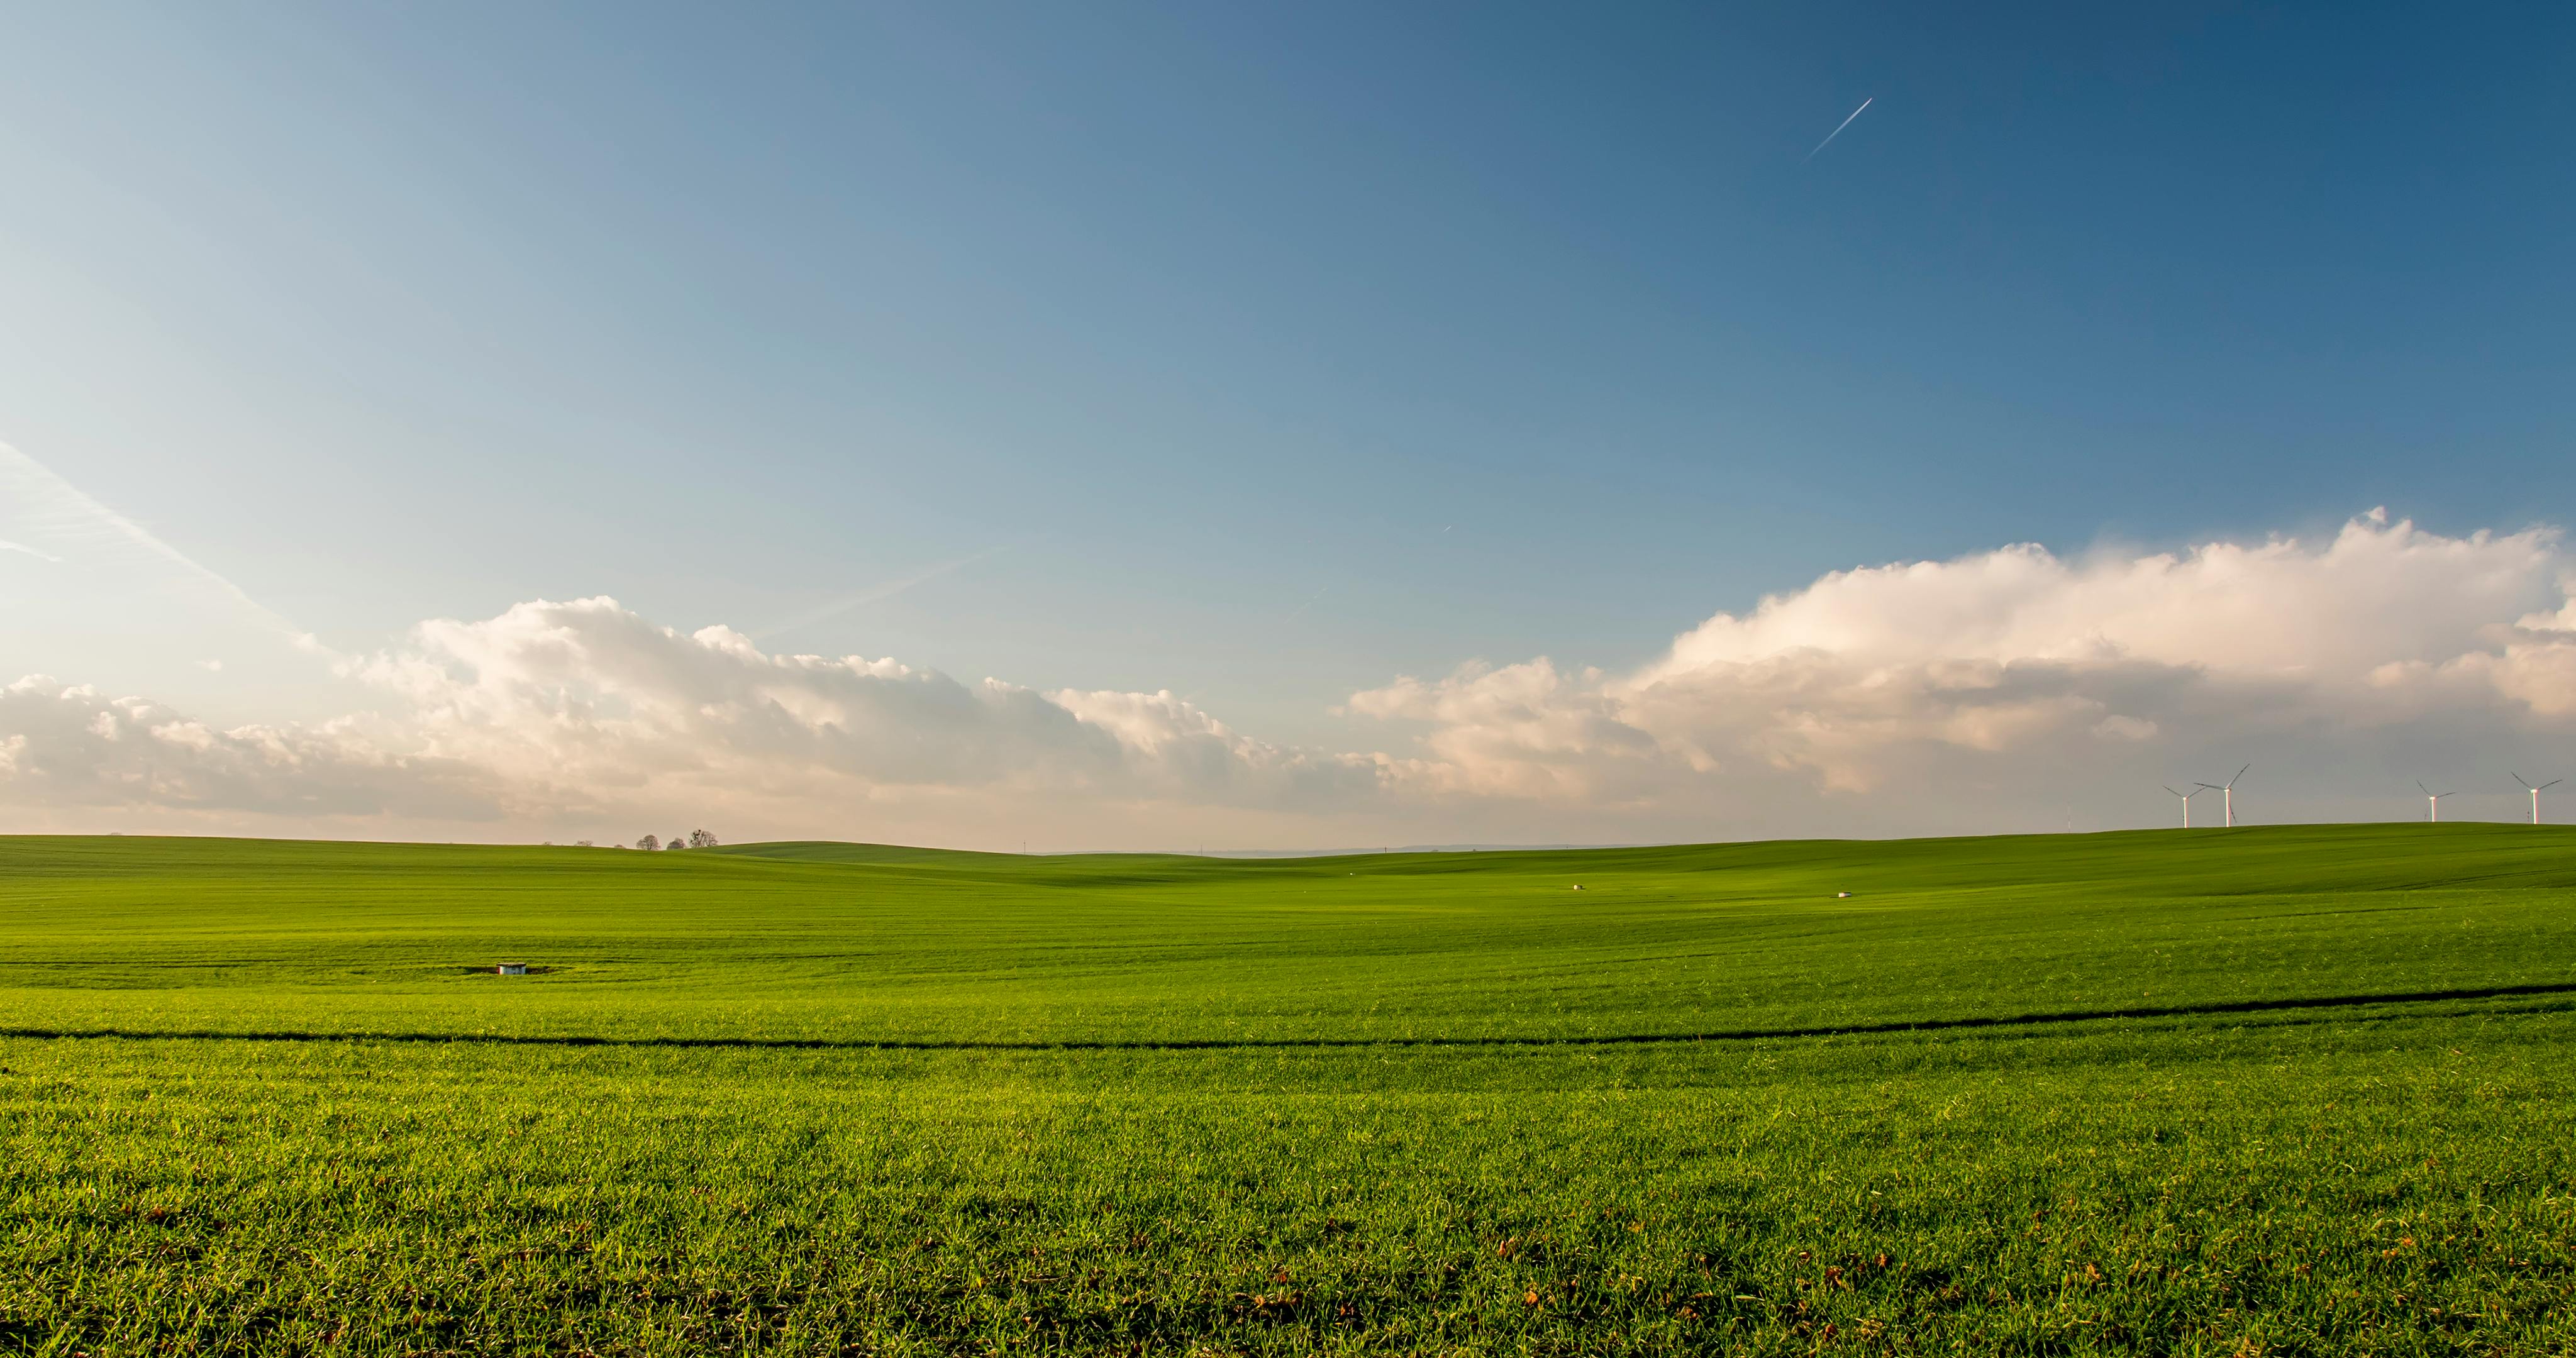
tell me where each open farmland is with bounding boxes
[3,824,2574,1354]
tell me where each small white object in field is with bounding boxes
[1572,884,1583,890]
[1835,891,1853,898]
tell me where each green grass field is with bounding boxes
[4,824,2573,1355]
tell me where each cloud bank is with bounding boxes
[1346,511,2576,825]
[356,597,1382,812]
[7,511,2574,846]
[0,597,1384,842]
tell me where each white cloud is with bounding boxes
[6,512,2575,845]
[1645,507,2556,680]
[1349,512,2576,814]
[18,597,1371,824]
[0,597,1390,840]
[336,597,1383,811]
[0,676,500,820]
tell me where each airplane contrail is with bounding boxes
[755,547,1008,641]
[0,439,326,651]
[0,538,63,563]
[1804,97,1873,162]
[1284,583,1329,622]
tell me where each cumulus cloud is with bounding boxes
[1350,511,2576,812]
[349,597,1383,808]
[0,597,1384,837]
[8,511,2576,844]
[0,676,499,819]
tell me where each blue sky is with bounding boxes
[5,3,2575,846]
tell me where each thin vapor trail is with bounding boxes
[1284,584,1329,622]
[0,538,63,563]
[0,440,325,651]
[1804,97,1873,162]
[755,548,1007,641]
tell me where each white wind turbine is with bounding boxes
[2513,773,2562,825]
[2196,765,2249,827]
[2417,780,2454,823]
[2162,784,2203,829]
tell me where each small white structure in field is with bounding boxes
[496,962,528,976]
[1836,892,1853,898]
[1571,884,1584,890]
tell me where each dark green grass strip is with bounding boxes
[7,980,2571,1052]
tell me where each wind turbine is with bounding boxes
[2416,780,2454,823]
[2196,765,2249,827]
[2161,785,2202,829]
[2513,773,2562,825]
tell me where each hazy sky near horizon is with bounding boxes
[5,3,2575,847]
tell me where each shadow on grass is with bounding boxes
[2,983,2572,1052]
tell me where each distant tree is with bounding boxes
[687,829,718,848]
[669,833,687,850]
[575,839,592,848]
[636,834,658,851]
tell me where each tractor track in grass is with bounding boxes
[4,980,2571,1053]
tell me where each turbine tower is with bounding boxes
[2161,785,2202,829]
[2416,780,2454,823]
[2513,773,2562,825]
[2196,765,2249,828]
